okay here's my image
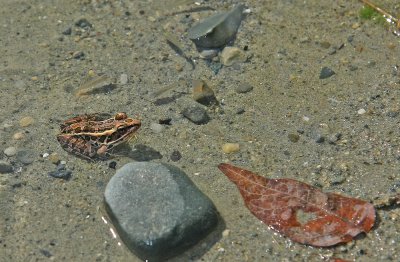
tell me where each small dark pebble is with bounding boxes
[62,27,72,35]
[182,105,209,125]
[235,83,253,94]
[0,160,13,173]
[170,150,182,162]
[288,133,300,143]
[48,164,72,180]
[328,133,342,144]
[348,65,358,71]
[315,135,325,143]
[73,51,85,59]
[159,118,172,125]
[40,249,52,258]
[108,161,117,169]
[236,108,245,114]
[347,35,354,43]
[75,18,92,29]
[319,67,335,79]
[208,61,222,75]
[192,80,218,107]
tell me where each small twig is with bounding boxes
[359,0,400,29]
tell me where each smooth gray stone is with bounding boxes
[188,5,244,48]
[104,162,218,261]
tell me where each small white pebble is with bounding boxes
[42,152,49,158]
[222,229,230,237]
[4,147,17,157]
[302,116,310,122]
[358,108,366,115]
[60,160,67,165]
[150,123,165,133]
[13,132,25,140]
[120,73,128,85]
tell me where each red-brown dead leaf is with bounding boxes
[218,163,376,247]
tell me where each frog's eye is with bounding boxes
[114,112,127,120]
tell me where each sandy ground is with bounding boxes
[1,0,400,261]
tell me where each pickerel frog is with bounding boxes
[57,112,141,160]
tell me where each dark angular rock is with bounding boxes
[62,27,72,35]
[182,105,209,125]
[0,160,13,173]
[319,67,335,79]
[48,164,72,180]
[75,18,92,29]
[192,80,218,106]
[104,162,219,261]
[170,150,182,162]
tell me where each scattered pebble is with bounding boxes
[75,18,92,29]
[170,150,182,162]
[236,108,245,114]
[358,108,366,115]
[48,164,72,180]
[328,133,342,144]
[42,152,49,158]
[104,162,218,261]
[13,132,25,140]
[16,150,36,165]
[19,116,34,127]
[220,46,246,66]
[62,27,72,35]
[182,105,209,125]
[222,143,240,153]
[120,73,128,85]
[159,118,172,125]
[187,5,244,49]
[314,135,325,144]
[48,153,60,165]
[222,229,230,237]
[150,123,165,133]
[108,161,117,169]
[4,147,17,157]
[0,160,13,173]
[235,82,253,94]
[192,80,218,106]
[199,49,219,59]
[72,51,85,59]
[319,67,335,79]
[288,133,300,143]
